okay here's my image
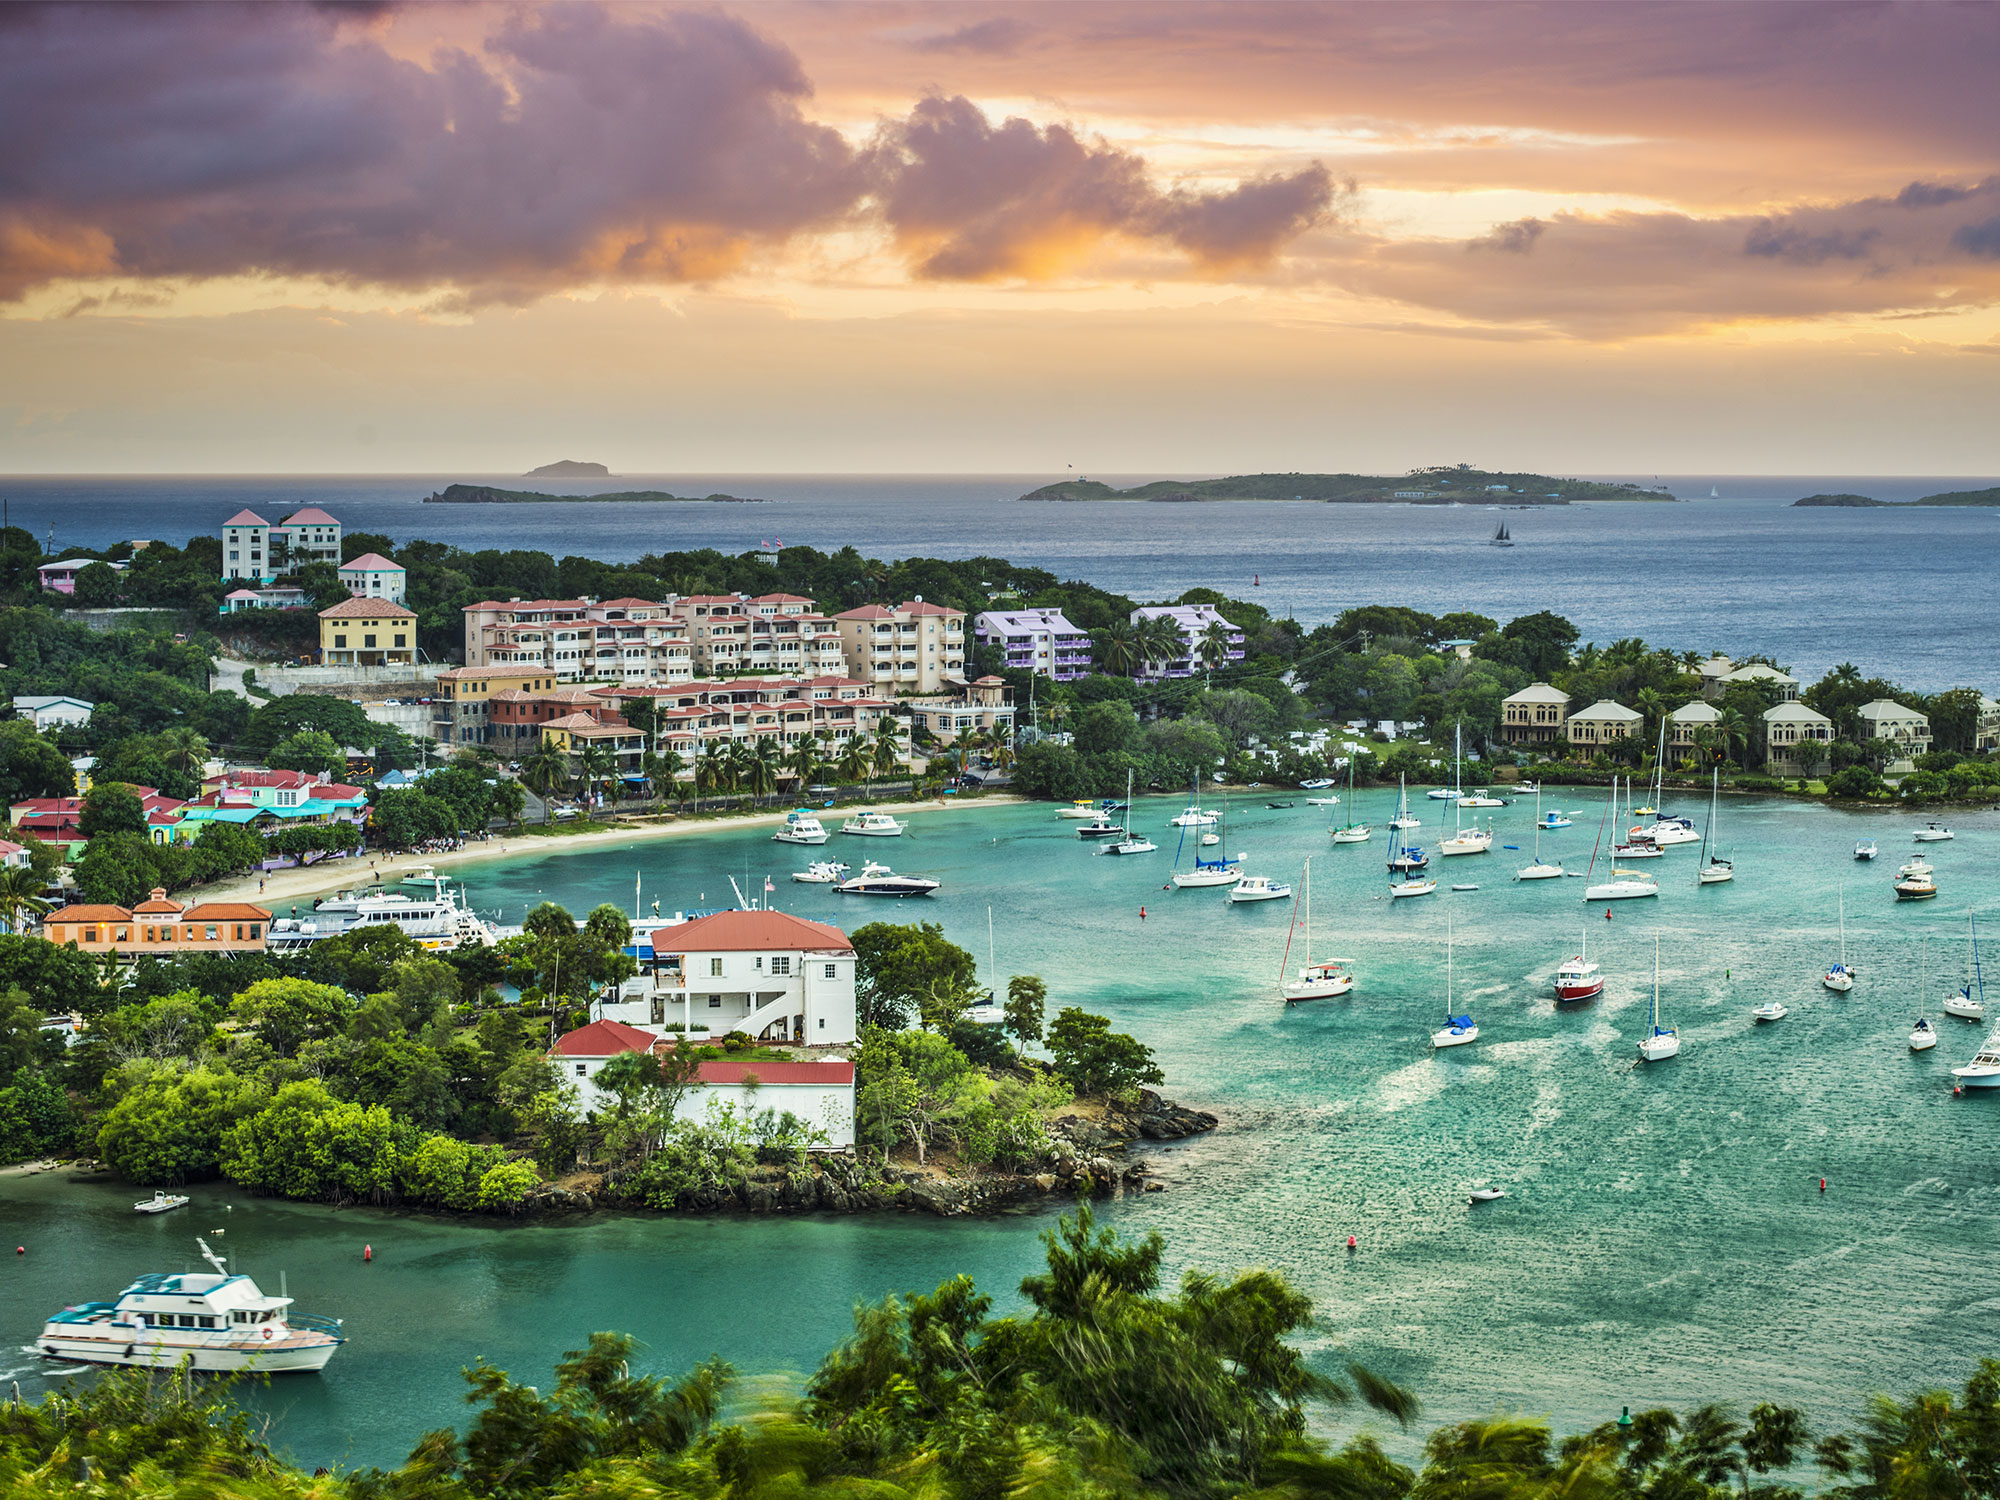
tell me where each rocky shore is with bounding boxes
[542,1090,1220,1219]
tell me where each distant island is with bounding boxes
[524,460,612,478]
[1793,487,2000,507]
[424,483,766,504]
[1018,467,1676,504]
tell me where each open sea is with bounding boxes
[7,791,2000,1469]
[2,471,1998,689]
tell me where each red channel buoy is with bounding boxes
[1819,1178,1827,1194]
[14,1246,22,1256]
[1346,1235,1357,1250]
[363,1244,373,1262]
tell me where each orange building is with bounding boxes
[40,888,273,953]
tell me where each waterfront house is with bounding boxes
[12,785,186,852]
[220,586,309,614]
[221,510,273,584]
[318,596,417,668]
[1855,699,1931,770]
[461,596,694,683]
[973,608,1093,681]
[275,508,342,570]
[901,676,1015,747]
[1129,604,1245,679]
[1701,657,1799,702]
[1566,700,1643,749]
[1667,699,1721,753]
[40,889,272,955]
[550,1018,856,1148]
[12,695,94,731]
[1763,702,1834,772]
[1978,697,2000,754]
[598,908,859,1046]
[1499,683,1569,746]
[540,712,647,778]
[0,838,30,871]
[338,553,407,605]
[834,601,967,694]
[180,768,368,832]
[432,667,562,746]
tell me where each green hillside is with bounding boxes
[423,483,765,504]
[1793,487,2000,507]
[1019,468,1674,503]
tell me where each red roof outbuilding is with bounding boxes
[550,1019,658,1057]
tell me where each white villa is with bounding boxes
[973,608,1093,681]
[1667,699,1720,751]
[594,908,858,1047]
[1567,700,1642,748]
[549,1019,855,1148]
[1763,701,1834,772]
[1855,699,1931,768]
[338,553,407,605]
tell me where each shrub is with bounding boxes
[476,1158,543,1212]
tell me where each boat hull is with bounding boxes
[1228,887,1291,902]
[1516,863,1563,880]
[1586,881,1658,901]
[1330,828,1371,843]
[1172,869,1241,888]
[1952,1067,2000,1087]
[1554,977,1602,1002]
[1637,1036,1680,1062]
[773,831,828,845]
[1284,980,1354,1003]
[1432,1027,1477,1048]
[38,1330,339,1373]
[1896,883,1938,900]
[1389,881,1437,899]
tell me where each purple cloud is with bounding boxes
[909,18,1037,56]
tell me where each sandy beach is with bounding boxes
[203,795,1026,911]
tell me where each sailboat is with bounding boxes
[1823,885,1854,990]
[1912,940,1938,1050]
[1943,917,1987,1020]
[1610,776,1663,861]
[1281,857,1353,1002]
[1697,767,1734,884]
[1634,725,1701,846]
[1554,920,1604,1002]
[1517,784,1563,880]
[1430,913,1476,1046]
[1637,932,1680,1061]
[1585,779,1660,901]
[1330,755,1371,843]
[1437,722,1493,856]
[1391,776,1422,829]
[1170,782,1243,888]
[1104,770,1157,856]
[1386,800,1437,898]
[1490,520,1514,547]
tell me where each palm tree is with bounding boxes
[872,723,906,787]
[520,741,570,823]
[694,741,729,812]
[746,736,782,807]
[787,738,821,794]
[1096,621,1142,678]
[1636,687,1665,750]
[643,747,686,811]
[575,741,617,813]
[836,732,871,790]
[1140,614,1186,675]
[1196,621,1233,685]
[158,727,210,787]
[0,865,51,935]
[723,741,753,804]
[1715,706,1750,768]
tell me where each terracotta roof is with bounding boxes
[134,890,181,914]
[651,909,852,953]
[284,507,339,525]
[184,902,275,921]
[222,510,269,527]
[898,601,962,617]
[835,605,894,620]
[597,596,663,608]
[543,712,607,730]
[695,1060,855,1086]
[318,595,416,619]
[340,552,402,571]
[46,904,134,923]
[749,593,815,604]
[551,1019,658,1057]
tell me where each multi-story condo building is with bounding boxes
[594,676,895,761]
[666,593,847,679]
[488,688,632,752]
[220,508,344,584]
[834,600,966,695]
[431,667,562,745]
[903,676,1015,746]
[461,597,694,683]
[973,608,1092,680]
[318,596,417,668]
[1499,683,1569,746]
[338,552,406,604]
[1130,604,1245,679]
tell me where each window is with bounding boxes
[771,956,791,976]
[249,925,260,939]
[825,963,837,979]
[575,1063,586,1076]
[394,634,407,647]
[710,957,723,976]
[364,633,377,648]
[334,634,347,648]
[708,995,722,1008]
[205,925,218,940]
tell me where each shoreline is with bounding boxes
[203,794,1028,910]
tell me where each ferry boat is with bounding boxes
[267,868,511,951]
[835,861,938,897]
[840,811,906,837]
[772,811,830,845]
[38,1238,343,1373]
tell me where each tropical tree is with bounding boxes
[1196,620,1234,684]
[519,741,570,823]
[1096,621,1143,678]
[643,747,685,811]
[836,732,871,790]
[1715,706,1750,767]
[694,741,729,812]
[1139,613,1185,673]
[0,865,52,935]
[574,741,617,812]
[871,723,905,786]
[745,736,782,807]
[787,737,822,794]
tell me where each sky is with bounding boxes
[3,1,1999,476]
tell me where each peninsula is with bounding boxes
[524,459,612,478]
[1793,487,2000,506]
[424,483,766,504]
[1018,466,1675,503]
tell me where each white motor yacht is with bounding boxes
[1229,875,1292,903]
[38,1238,343,1373]
[1854,840,1878,861]
[1057,800,1102,819]
[1896,861,1938,899]
[1915,823,1954,843]
[1752,1001,1788,1022]
[791,860,849,884]
[772,811,830,845]
[1911,1018,1938,1051]
[1170,805,1219,827]
[1637,816,1701,847]
[835,861,939,897]
[841,811,906,837]
[1458,791,1506,808]
[133,1191,188,1214]
[1951,1029,2000,1087]
[1426,786,1462,801]
[1389,813,1421,830]
[1200,831,1221,845]
[1299,777,1335,789]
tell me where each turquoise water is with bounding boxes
[9,791,2000,1468]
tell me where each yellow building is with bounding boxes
[319,596,418,668]
[433,666,561,745]
[833,600,966,695]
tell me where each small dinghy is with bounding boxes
[1468,1188,1508,1204]
[1751,1002,1787,1023]
[1451,883,1479,892]
[134,1191,189,1215]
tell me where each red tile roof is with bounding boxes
[835,605,894,620]
[318,595,416,619]
[696,1060,855,1086]
[45,904,135,923]
[284,507,339,525]
[222,510,269,527]
[551,1019,658,1057]
[597,597,663,608]
[185,902,276,921]
[899,601,961,616]
[651,909,852,953]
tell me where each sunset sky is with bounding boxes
[4,1,1999,474]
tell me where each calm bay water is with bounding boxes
[2,472,1999,688]
[8,792,2000,1469]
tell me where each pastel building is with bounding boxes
[903,676,1015,746]
[318,596,418,668]
[550,1019,856,1148]
[595,676,894,763]
[221,585,309,614]
[973,608,1093,681]
[222,510,273,583]
[667,593,847,678]
[338,553,407,605]
[600,908,859,1047]
[1566,700,1643,749]
[1129,604,1245,679]
[834,600,966,694]
[461,597,694,683]
[432,667,564,746]
[1499,683,1569,746]
[40,890,273,955]
[1667,699,1721,751]
[276,508,342,569]
[1763,702,1835,772]
[181,768,369,832]
[37,559,127,595]
[220,506,343,583]
[1855,699,1931,770]
[12,696,94,731]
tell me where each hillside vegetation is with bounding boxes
[1020,466,1674,503]
[423,483,765,504]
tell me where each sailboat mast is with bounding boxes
[1304,857,1312,962]
[1652,931,1661,1031]
[1446,911,1453,1010]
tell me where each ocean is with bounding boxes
[3,472,1997,690]
[7,790,2000,1468]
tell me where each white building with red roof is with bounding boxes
[595,908,858,1047]
[338,552,406,604]
[834,599,966,695]
[461,596,692,683]
[591,675,894,762]
[221,509,273,583]
[550,1019,856,1147]
[277,507,342,568]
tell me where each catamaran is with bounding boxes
[1637,933,1680,1061]
[1823,885,1855,990]
[1281,858,1353,1002]
[38,1237,343,1372]
[1430,913,1476,1047]
[1696,768,1733,884]
[1517,785,1563,880]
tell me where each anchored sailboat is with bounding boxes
[1637,932,1680,1061]
[1281,858,1353,1002]
[1823,885,1854,990]
[1517,784,1563,880]
[1430,913,1476,1047]
[1697,767,1733,884]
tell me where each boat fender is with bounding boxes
[263,1326,275,1341]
